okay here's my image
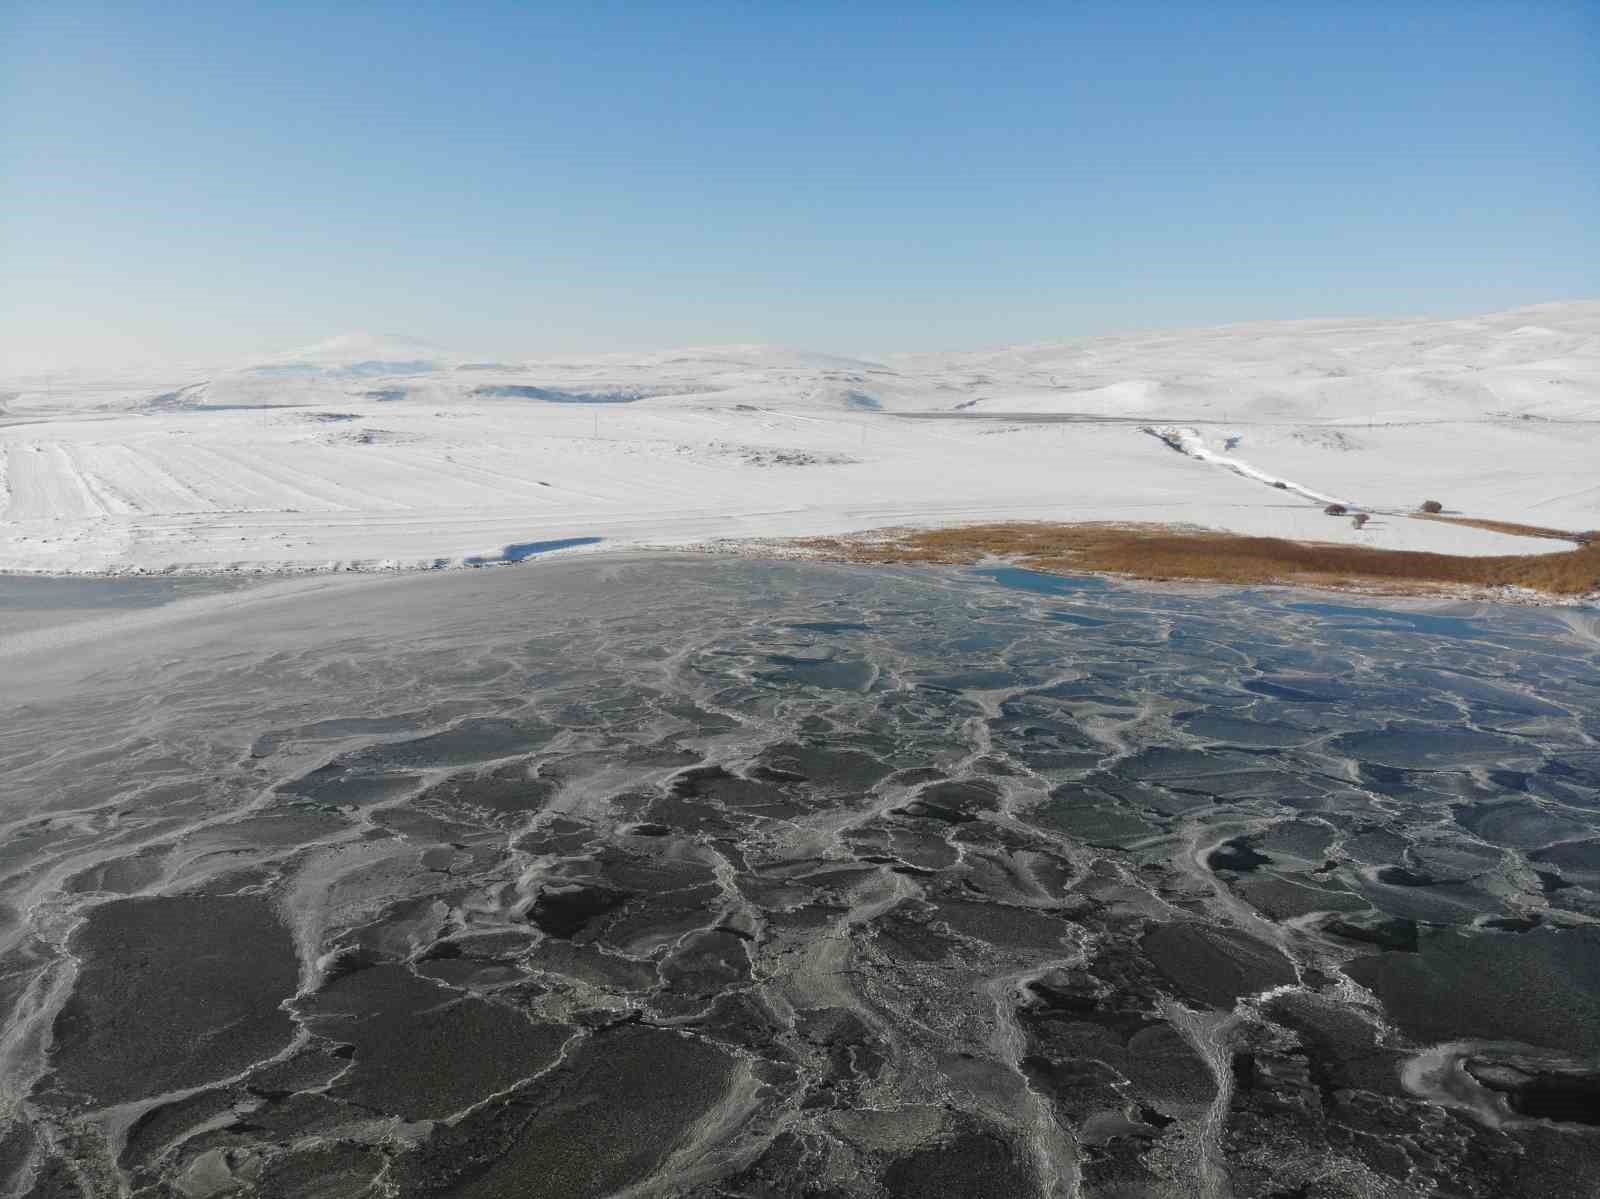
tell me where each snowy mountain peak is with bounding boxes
[232,332,457,381]
[261,332,451,366]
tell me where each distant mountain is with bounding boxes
[28,300,1591,420]
[241,332,458,378]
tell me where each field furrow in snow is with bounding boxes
[189,443,384,512]
[78,443,215,513]
[2,443,106,521]
[65,445,147,516]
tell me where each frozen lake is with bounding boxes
[2,558,1598,1197]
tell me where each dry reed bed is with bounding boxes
[793,522,1600,598]
[1412,513,1594,545]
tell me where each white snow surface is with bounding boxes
[1,302,1596,575]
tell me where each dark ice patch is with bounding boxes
[1207,837,1272,873]
[1325,916,1420,953]
[1345,926,1600,1056]
[48,895,297,1105]
[660,929,752,1002]
[528,884,633,940]
[250,713,425,758]
[1530,840,1600,888]
[787,620,871,634]
[1177,712,1314,747]
[881,1125,1039,1198]
[932,899,1069,951]
[1027,785,1159,848]
[1453,799,1590,849]
[1140,923,1295,1010]
[1332,725,1532,771]
[396,1024,735,1198]
[302,965,570,1120]
[754,741,893,793]
[896,779,1000,823]
[350,717,557,770]
[760,654,874,690]
[422,762,559,820]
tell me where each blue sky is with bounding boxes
[3,1,1596,365]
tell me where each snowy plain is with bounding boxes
[0,302,1596,576]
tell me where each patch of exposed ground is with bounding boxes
[685,442,860,468]
[707,522,1600,601]
[1412,513,1594,545]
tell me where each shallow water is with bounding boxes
[2,559,1598,1197]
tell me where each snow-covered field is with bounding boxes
[1,303,1596,575]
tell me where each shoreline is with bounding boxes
[4,518,1599,611]
[723,522,1600,607]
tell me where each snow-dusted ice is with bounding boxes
[0,303,1596,575]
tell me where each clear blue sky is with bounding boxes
[3,1,1596,366]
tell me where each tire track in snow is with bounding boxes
[46,444,109,519]
[1143,426,1353,509]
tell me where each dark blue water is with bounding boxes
[472,385,645,403]
[1287,601,1486,639]
[464,536,603,565]
[971,566,1110,596]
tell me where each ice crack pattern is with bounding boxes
[1,558,1598,1197]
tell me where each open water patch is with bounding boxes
[1287,600,1488,639]
[971,566,1110,595]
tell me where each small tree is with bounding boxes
[1352,513,1370,529]
[1420,500,1443,514]
[1324,503,1348,516]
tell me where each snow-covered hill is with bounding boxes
[0,302,1595,576]
[895,301,1600,422]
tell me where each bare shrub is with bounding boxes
[1324,504,1348,516]
[1420,500,1444,513]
